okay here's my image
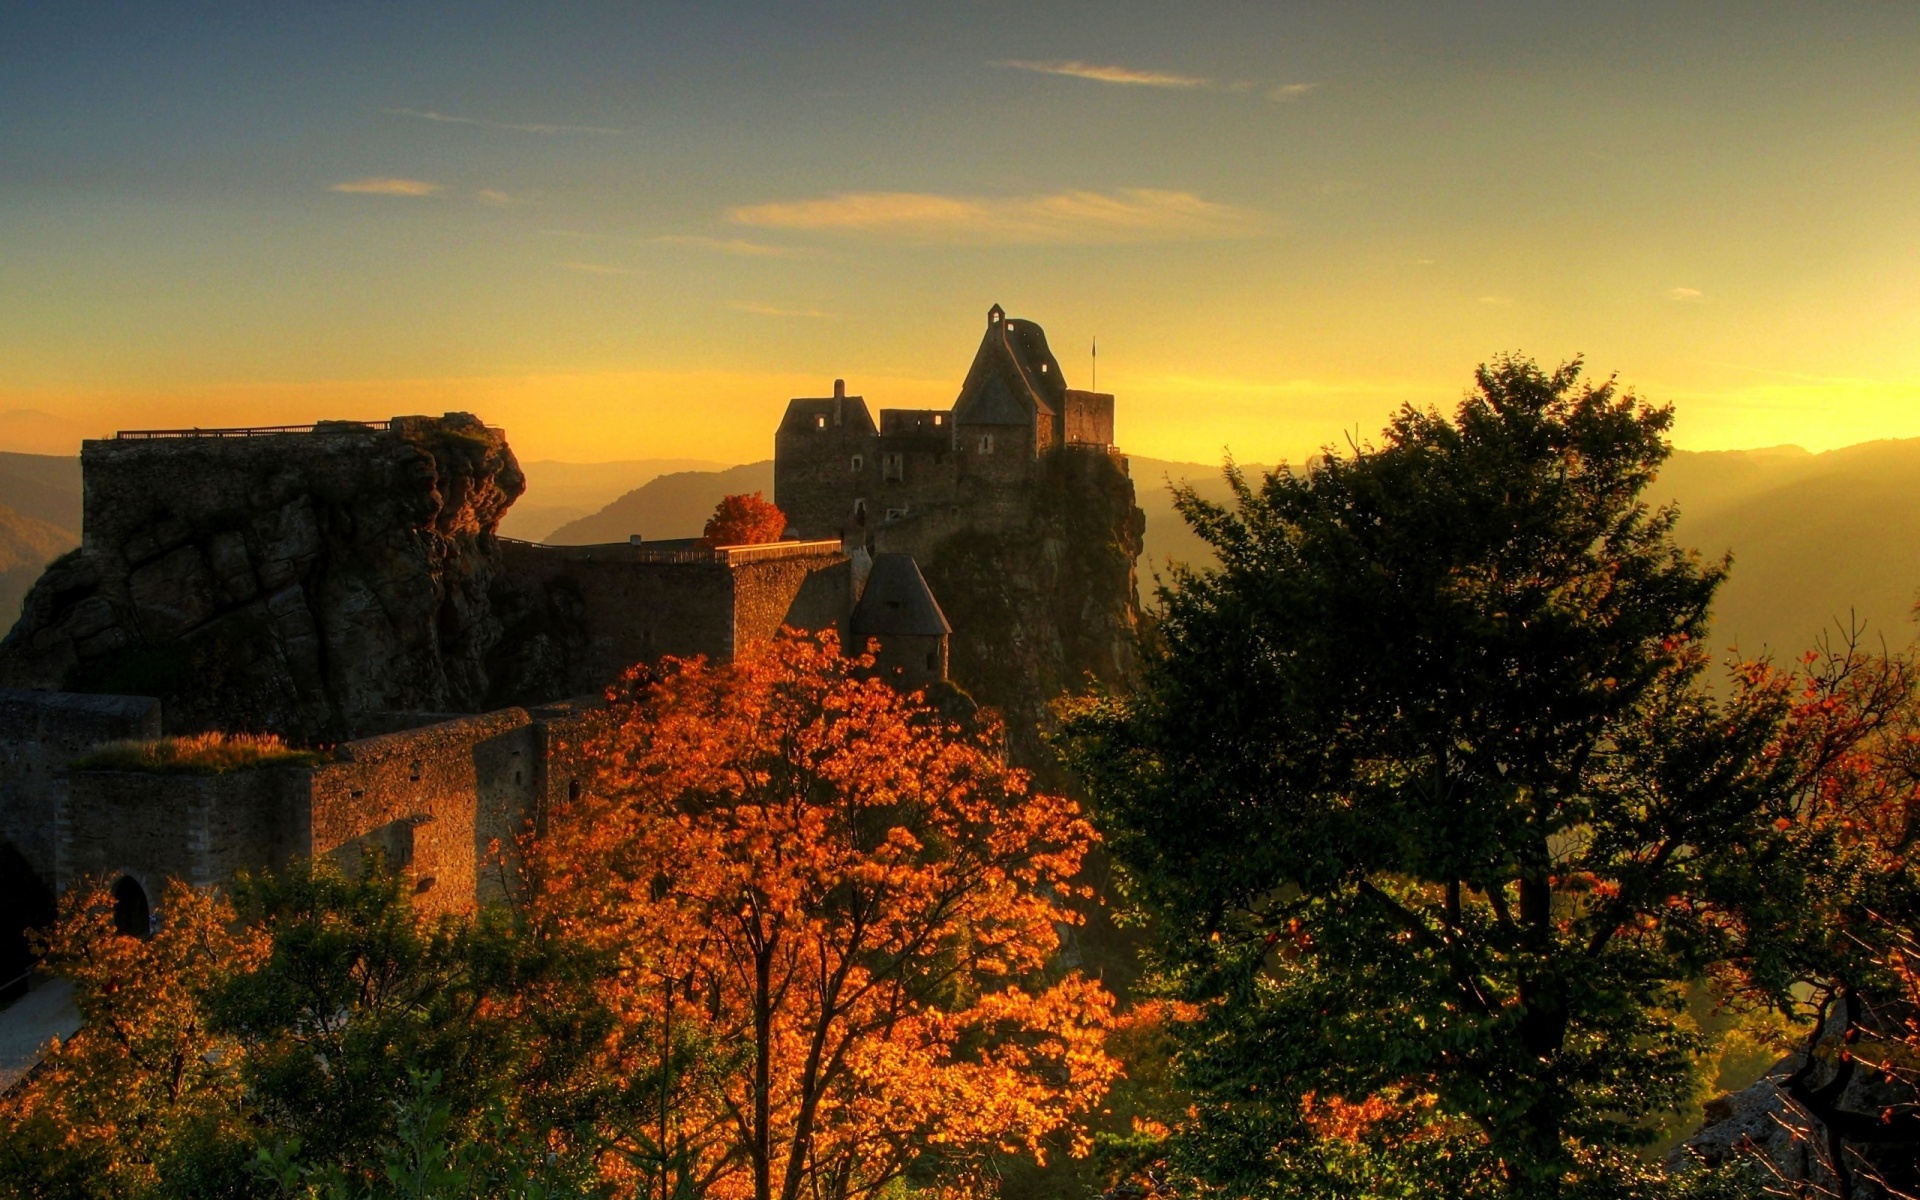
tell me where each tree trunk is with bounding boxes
[754,943,774,1200]
[1513,872,1568,1195]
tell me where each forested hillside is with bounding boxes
[0,453,80,626]
[1133,442,1920,661]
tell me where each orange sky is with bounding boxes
[4,4,1918,466]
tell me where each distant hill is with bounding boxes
[543,462,775,545]
[0,454,81,625]
[504,457,732,541]
[0,409,91,457]
[1661,441,1920,658]
[1131,442,1920,662]
[0,453,81,534]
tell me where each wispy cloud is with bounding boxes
[478,188,539,207]
[329,177,441,196]
[994,59,1209,88]
[1669,286,1705,301]
[994,61,1321,103]
[728,188,1269,245]
[386,108,622,135]
[561,261,632,276]
[653,234,801,258]
[1478,295,1514,306]
[729,301,837,319]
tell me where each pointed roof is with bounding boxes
[849,554,952,637]
[951,304,1068,426]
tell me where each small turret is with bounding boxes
[987,303,1005,326]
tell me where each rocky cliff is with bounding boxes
[0,415,523,740]
[914,449,1144,776]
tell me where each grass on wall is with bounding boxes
[73,731,321,775]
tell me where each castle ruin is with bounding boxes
[0,304,1139,1005]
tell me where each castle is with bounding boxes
[776,303,1116,552]
[0,305,1140,1007]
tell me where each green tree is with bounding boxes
[0,862,653,1199]
[1061,357,1903,1197]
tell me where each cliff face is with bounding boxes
[915,449,1144,775]
[0,415,524,740]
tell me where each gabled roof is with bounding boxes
[778,394,878,438]
[952,305,1068,427]
[849,554,952,637]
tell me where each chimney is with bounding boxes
[834,378,845,426]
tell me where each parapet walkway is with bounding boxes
[0,978,79,1092]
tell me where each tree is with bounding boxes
[1060,357,1916,1197]
[0,880,263,1199]
[0,865,640,1199]
[531,632,1118,1200]
[703,493,787,547]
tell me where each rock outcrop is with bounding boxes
[0,415,523,740]
[914,449,1144,775]
[1675,996,1920,1197]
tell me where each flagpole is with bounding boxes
[1092,337,1097,393]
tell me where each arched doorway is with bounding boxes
[0,842,55,1003]
[112,876,150,938]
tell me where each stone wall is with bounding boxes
[308,708,541,915]
[492,540,849,702]
[0,415,524,741]
[63,767,310,911]
[865,632,947,692]
[0,688,160,887]
[731,551,851,650]
[53,700,595,919]
[1062,391,1115,447]
[774,388,881,540]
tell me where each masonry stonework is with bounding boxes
[0,689,161,889]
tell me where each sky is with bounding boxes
[2,2,1918,465]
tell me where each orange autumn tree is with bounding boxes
[703,492,787,547]
[532,632,1118,1200]
[0,881,265,1196]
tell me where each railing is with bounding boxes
[114,421,393,440]
[500,538,844,565]
[113,419,503,440]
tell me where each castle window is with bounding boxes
[933,414,944,426]
[815,415,827,429]
[886,507,907,522]
[883,452,904,481]
[850,454,863,473]
[1039,363,1048,373]
[853,499,867,523]
[977,434,994,453]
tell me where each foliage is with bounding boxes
[0,880,263,1199]
[0,864,639,1199]
[72,731,321,774]
[1060,357,1920,1197]
[251,1070,605,1200]
[702,492,787,547]
[532,631,1119,1200]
